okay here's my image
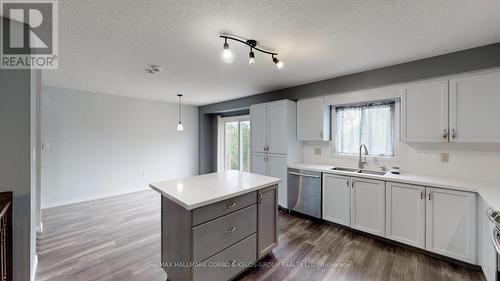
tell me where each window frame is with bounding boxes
[330,99,400,159]
[218,115,251,172]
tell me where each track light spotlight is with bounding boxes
[222,39,233,63]
[249,49,255,64]
[273,56,284,69]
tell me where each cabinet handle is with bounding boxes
[442,129,448,140]
[491,229,500,255]
[346,180,349,187]
[320,131,323,139]
[451,128,456,139]
[487,207,496,223]
[224,227,237,234]
[224,202,236,209]
[428,192,431,201]
[258,191,263,204]
[420,190,424,200]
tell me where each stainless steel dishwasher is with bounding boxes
[287,168,322,218]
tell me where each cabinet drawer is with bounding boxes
[192,234,257,281]
[192,205,257,262]
[192,192,257,226]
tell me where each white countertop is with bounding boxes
[289,163,500,210]
[149,170,281,210]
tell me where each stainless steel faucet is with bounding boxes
[359,144,368,169]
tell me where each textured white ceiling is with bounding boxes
[42,0,500,105]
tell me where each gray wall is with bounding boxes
[0,52,33,281]
[41,87,199,208]
[199,42,500,174]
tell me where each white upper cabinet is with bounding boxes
[450,70,500,143]
[401,80,449,142]
[402,68,500,143]
[250,100,297,155]
[322,174,351,227]
[425,187,477,264]
[250,103,267,153]
[267,102,288,154]
[385,182,425,249]
[350,178,385,237]
[297,97,330,141]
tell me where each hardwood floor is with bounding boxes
[37,190,485,281]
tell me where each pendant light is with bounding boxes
[176,94,184,131]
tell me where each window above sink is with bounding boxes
[333,100,397,158]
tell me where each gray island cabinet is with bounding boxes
[149,170,280,281]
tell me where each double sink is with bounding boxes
[331,166,387,176]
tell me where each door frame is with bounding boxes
[218,115,250,172]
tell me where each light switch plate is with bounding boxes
[440,153,449,163]
[314,148,322,155]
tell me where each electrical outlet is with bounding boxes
[440,153,449,163]
[314,148,322,155]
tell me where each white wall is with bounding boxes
[0,50,33,281]
[41,86,198,208]
[304,138,500,182]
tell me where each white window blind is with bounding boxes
[334,101,395,156]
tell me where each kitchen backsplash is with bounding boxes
[303,141,500,181]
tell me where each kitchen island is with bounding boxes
[149,170,281,281]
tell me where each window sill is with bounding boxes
[331,153,397,160]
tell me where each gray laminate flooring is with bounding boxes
[36,190,485,281]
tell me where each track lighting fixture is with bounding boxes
[220,35,284,69]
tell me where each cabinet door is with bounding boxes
[267,154,287,208]
[250,103,267,153]
[350,178,385,237]
[478,197,497,281]
[386,182,425,249]
[297,97,330,141]
[450,70,500,143]
[425,187,477,264]
[250,153,267,176]
[401,80,449,142]
[266,102,288,155]
[257,185,278,259]
[322,174,350,227]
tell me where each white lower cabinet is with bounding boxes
[321,174,480,265]
[322,174,351,227]
[251,153,288,208]
[267,154,288,208]
[350,178,386,237]
[385,182,426,249]
[425,187,477,264]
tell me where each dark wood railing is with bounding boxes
[0,192,12,281]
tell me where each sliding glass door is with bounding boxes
[219,116,250,172]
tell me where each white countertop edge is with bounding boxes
[149,179,280,210]
[288,163,500,210]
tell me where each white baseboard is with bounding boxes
[31,254,38,281]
